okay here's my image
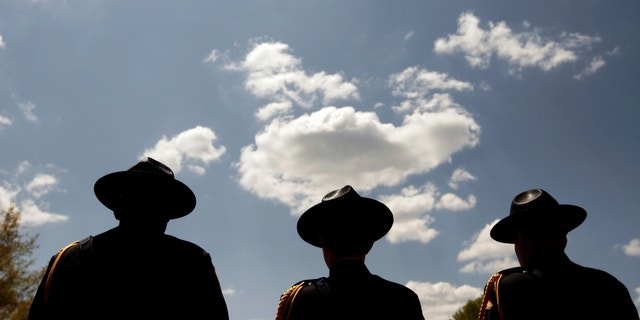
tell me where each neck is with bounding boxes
[117,219,168,237]
[323,249,366,268]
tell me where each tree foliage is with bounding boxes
[451,296,483,320]
[0,204,45,320]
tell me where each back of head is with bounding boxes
[320,233,374,256]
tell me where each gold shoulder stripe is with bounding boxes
[275,281,306,320]
[478,272,503,320]
[44,240,81,306]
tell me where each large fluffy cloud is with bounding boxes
[216,39,480,245]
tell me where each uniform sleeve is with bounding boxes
[196,251,230,320]
[602,275,640,320]
[408,290,426,320]
[28,255,57,320]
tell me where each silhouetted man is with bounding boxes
[479,188,639,320]
[29,157,229,319]
[276,185,425,320]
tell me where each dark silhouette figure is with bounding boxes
[29,157,229,320]
[276,185,425,320]
[479,188,639,320]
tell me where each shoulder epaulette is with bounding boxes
[275,280,306,320]
[498,266,523,275]
[275,277,328,320]
[44,240,81,306]
[43,236,94,307]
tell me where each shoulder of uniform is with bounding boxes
[55,236,94,269]
[286,277,330,294]
[298,277,325,285]
[497,266,524,276]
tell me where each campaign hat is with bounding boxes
[297,185,393,247]
[94,157,196,219]
[490,188,587,243]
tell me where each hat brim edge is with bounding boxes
[94,171,196,219]
[490,204,587,243]
[297,197,393,247]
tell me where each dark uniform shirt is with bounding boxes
[285,259,425,320]
[495,253,639,320]
[29,226,229,320]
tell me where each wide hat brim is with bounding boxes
[94,171,196,219]
[490,204,586,243]
[297,197,393,248]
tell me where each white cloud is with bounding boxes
[457,219,516,274]
[0,114,12,125]
[389,66,473,101]
[459,256,518,274]
[141,125,227,175]
[234,103,480,216]
[574,55,605,80]
[222,40,360,120]
[435,193,477,211]
[0,184,21,212]
[222,286,236,296]
[573,46,619,80]
[379,183,476,244]
[19,199,68,226]
[0,162,68,226]
[617,238,640,257]
[223,40,480,244]
[404,30,415,42]
[435,12,601,74]
[203,49,221,63]
[607,46,621,56]
[18,100,38,122]
[255,101,292,121]
[406,280,483,320]
[25,174,58,198]
[0,33,5,49]
[381,184,439,244]
[448,168,476,189]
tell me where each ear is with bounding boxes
[319,234,328,248]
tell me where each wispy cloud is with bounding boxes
[435,12,602,76]
[213,40,360,120]
[404,30,415,42]
[18,100,38,122]
[0,161,68,226]
[448,168,477,190]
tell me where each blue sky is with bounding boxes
[1,1,639,319]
